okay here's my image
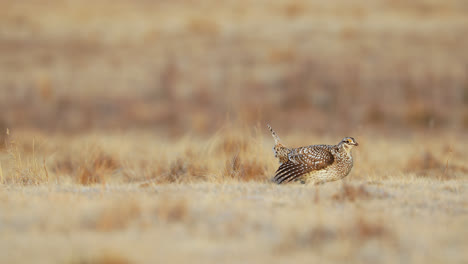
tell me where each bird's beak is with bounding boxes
[354,142,359,146]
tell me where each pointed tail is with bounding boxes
[267,124,281,145]
[268,124,290,164]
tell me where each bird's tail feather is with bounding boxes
[267,124,281,145]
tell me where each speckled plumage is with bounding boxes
[267,124,358,185]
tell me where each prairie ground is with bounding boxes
[1,180,467,264]
[0,129,467,264]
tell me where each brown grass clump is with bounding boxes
[405,103,439,128]
[365,104,386,125]
[404,151,465,179]
[92,201,141,232]
[3,130,49,185]
[332,183,371,202]
[279,216,391,252]
[407,151,444,171]
[351,217,389,241]
[155,197,188,223]
[223,153,267,182]
[216,125,270,182]
[51,145,122,185]
[153,156,208,184]
[217,132,249,156]
[275,225,337,253]
[281,2,307,18]
[165,158,190,183]
[70,251,133,264]
[186,16,219,36]
[298,226,337,247]
[35,73,54,102]
[77,150,121,185]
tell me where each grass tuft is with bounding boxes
[70,251,133,264]
[332,183,371,202]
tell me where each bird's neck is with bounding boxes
[338,144,353,156]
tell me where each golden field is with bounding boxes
[1,0,468,133]
[1,0,468,263]
[1,128,467,263]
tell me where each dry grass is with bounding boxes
[1,0,467,134]
[1,0,467,263]
[4,125,465,186]
[0,127,467,263]
[0,180,466,264]
[70,251,133,264]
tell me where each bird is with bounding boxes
[267,124,358,185]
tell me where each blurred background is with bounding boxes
[2,3,468,263]
[1,0,468,137]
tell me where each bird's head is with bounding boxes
[339,137,359,153]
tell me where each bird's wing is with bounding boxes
[289,145,334,170]
[273,145,334,184]
[273,161,313,184]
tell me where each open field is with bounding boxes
[1,0,468,134]
[1,180,467,264]
[1,0,468,263]
[1,129,467,263]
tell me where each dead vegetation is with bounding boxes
[70,252,133,264]
[280,216,391,252]
[405,149,468,179]
[155,197,189,223]
[1,176,467,264]
[77,151,121,185]
[0,0,467,263]
[1,0,467,135]
[332,183,372,202]
[2,131,49,185]
[91,201,142,232]
[223,153,267,182]
[1,127,464,264]
[1,126,467,186]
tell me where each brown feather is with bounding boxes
[273,161,312,184]
[273,145,335,184]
